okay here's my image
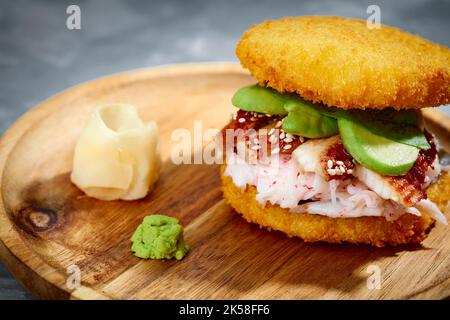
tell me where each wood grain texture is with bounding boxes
[0,63,448,300]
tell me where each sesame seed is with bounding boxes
[283,144,292,150]
[271,147,280,154]
[339,166,346,173]
[347,169,353,174]
[268,128,275,135]
[336,160,344,166]
[275,121,282,128]
[232,113,237,120]
[238,118,246,123]
[251,145,261,150]
[299,137,305,143]
[269,135,277,144]
[327,160,333,168]
[280,132,286,139]
[265,113,272,117]
[327,168,336,175]
[284,137,293,143]
[250,117,257,121]
[285,133,294,139]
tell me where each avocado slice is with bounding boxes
[231,84,428,151]
[282,111,339,138]
[338,118,420,176]
[287,100,429,149]
[348,114,430,149]
[369,108,420,126]
[285,99,347,120]
[231,84,289,115]
[283,96,341,118]
[302,105,420,126]
[282,100,338,138]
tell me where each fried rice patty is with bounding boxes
[221,166,450,247]
[236,16,450,110]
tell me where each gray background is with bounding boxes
[0,0,449,299]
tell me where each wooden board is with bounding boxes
[0,63,449,300]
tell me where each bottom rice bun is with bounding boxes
[222,166,449,247]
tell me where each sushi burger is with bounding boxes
[220,16,450,246]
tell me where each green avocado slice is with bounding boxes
[338,118,420,176]
[231,84,428,151]
[286,99,429,149]
[282,110,339,138]
[365,108,419,126]
[285,100,347,119]
[348,114,430,150]
[231,84,289,115]
[283,96,339,117]
[282,100,338,138]
[310,106,420,126]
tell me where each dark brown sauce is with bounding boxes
[406,130,437,185]
[322,141,355,180]
[223,109,278,132]
[221,110,303,157]
[388,130,437,204]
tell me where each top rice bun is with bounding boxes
[236,16,450,110]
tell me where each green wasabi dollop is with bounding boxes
[131,215,189,260]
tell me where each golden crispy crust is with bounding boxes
[237,16,450,110]
[220,165,450,247]
[426,169,450,212]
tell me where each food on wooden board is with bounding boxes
[71,104,161,200]
[221,16,450,246]
[131,215,189,260]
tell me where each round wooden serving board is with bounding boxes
[0,63,449,300]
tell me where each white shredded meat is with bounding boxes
[224,152,447,223]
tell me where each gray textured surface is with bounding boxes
[0,0,449,299]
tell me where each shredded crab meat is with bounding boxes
[224,153,446,223]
